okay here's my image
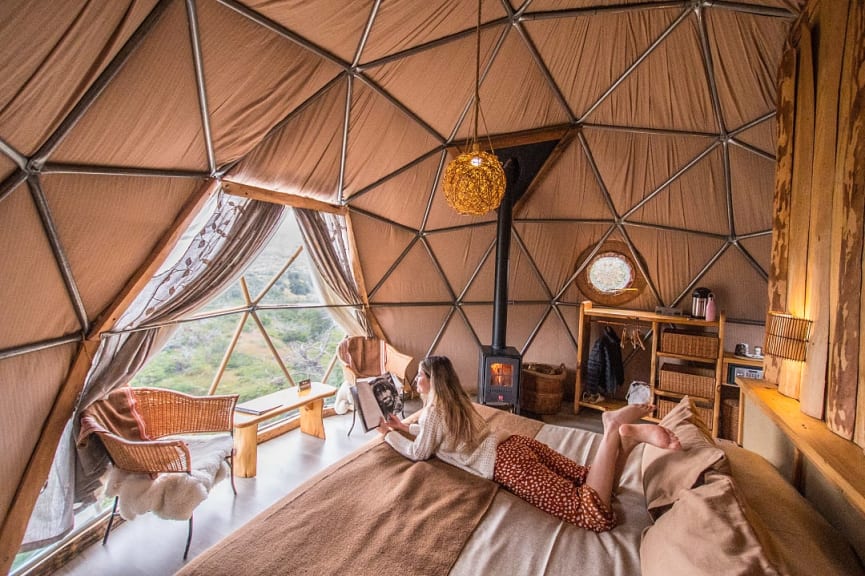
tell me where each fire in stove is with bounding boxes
[478,345,521,412]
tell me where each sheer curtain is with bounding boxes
[294,208,370,337]
[22,192,284,550]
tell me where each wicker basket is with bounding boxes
[660,329,719,359]
[720,397,740,442]
[520,363,566,414]
[658,364,716,399]
[657,398,714,431]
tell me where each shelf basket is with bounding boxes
[720,397,740,442]
[660,329,719,359]
[658,364,716,399]
[520,363,566,415]
[657,398,713,431]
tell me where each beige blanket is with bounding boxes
[179,406,543,576]
[178,409,654,575]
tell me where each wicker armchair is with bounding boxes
[337,336,414,435]
[78,387,238,559]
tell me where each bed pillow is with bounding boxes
[640,474,780,576]
[641,396,726,513]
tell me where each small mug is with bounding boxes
[735,343,749,356]
[753,346,763,357]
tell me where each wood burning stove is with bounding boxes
[478,158,522,412]
[478,345,521,409]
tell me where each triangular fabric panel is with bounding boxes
[51,0,208,170]
[455,27,570,139]
[698,247,769,321]
[585,127,716,217]
[365,25,500,139]
[627,146,729,235]
[729,145,776,235]
[523,310,577,368]
[462,234,549,302]
[0,345,77,528]
[627,226,727,307]
[706,10,791,132]
[369,238,452,303]
[426,227,497,299]
[44,174,200,321]
[244,0,374,64]
[350,211,416,296]
[519,135,611,220]
[0,185,80,349]
[430,310,484,391]
[360,0,508,64]
[0,0,157,155]
[197,1,344,167]
[586,13,717,133]
[739,235,772,276]
[228,81,346,203]
[374,305,452,360]
[524,7,681,119]
[734,118,778,156]
[462,303,549,354]
[349,154,440,231]
[343,81,443,199]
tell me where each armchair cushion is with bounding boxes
[105,434,233,521]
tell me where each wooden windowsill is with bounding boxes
[738,377,865,517]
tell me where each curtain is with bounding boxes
[21,192,284,550]
[294,208,370,337]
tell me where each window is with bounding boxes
[576,240,646,306]
[130,210,346,402]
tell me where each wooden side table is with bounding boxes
[233,382,337,477]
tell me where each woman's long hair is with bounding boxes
[420,356,488,449]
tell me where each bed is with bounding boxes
[177,397,865,575]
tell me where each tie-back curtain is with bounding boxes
[22,193,284,550]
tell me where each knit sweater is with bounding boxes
[383,404,498,479]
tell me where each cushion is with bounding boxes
[641,396,726,513]
[640,474,781,576]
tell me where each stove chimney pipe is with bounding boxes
[492,158,519,351]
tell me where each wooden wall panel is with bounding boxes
[802,0,849,418]
[828,0,865,442]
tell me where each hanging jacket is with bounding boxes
[585,326,625,396]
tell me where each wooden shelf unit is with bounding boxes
[574,301,725,435]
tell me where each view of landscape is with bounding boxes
[131,210,347,402]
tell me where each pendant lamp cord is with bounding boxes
[472,0,481,150]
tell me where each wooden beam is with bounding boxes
[0,340,99,574]
[222,180,345,214]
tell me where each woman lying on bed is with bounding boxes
[377,355,681,532]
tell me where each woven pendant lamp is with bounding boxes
[443,0,505,215]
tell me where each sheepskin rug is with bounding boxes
[104,434,233,521]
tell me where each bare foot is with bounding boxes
[602,403,655,433]
[619,423,682,453]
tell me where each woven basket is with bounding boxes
[660,329,719,359]
[520,363,566,414]
[720,397,739,442]
[657,398,713,431]
[658,364,716,399]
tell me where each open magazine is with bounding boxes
[354,373,404,432]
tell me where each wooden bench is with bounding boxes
[233,382,337,477]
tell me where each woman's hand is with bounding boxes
[376,416,391,436]
[385,413,409,433]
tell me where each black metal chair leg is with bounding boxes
[228,454,237,495]
[102,496,119,546]
[183,515,194,560]
[347,386,359,436]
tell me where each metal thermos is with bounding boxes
[691,287,711,318]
